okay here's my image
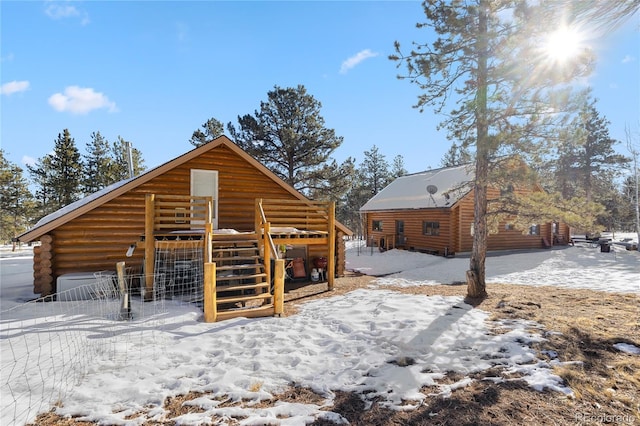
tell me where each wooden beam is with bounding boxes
[274,258,284,316]
[203,262,217,323]
[116,261,131,320]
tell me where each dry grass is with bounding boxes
[31,272,640,425]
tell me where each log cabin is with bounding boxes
[17,136,352,317]
[359,163,570,256]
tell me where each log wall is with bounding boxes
[364,187,563,256]
[39,145,346,294]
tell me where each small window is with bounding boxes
[372,220,383,231]
[529,224,540,235]
[505,223,515,231]
[423,221,440,236]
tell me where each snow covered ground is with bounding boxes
[0,233,638,425]
[348,232,640,294]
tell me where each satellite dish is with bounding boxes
[426,185,438,194]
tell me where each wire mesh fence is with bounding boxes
[0,271,187,426]
[153,246,204,304]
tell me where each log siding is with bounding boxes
[22,138,351,295]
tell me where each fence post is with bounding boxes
[203,262,217,322]
[328,201,336,291]
[274,258,284,316]
[116,261,131,320]
[144,194,155,301]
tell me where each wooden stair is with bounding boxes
[211,233,272,316]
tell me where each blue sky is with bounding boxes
[1,1,639,177]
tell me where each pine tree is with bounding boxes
[27,154,56,219]
[111,136,146,180]
[391,155,408,178]
[189,117,225,147]
[0,150,36,243]
[83,131,114,194]
[228,85,350,197]
[390,0,595,297]
[619,175,638,232]
[360,145,392,196]
[440,143,472,168]
[341,146,398,237]
[573,99,629,203]
[49,129,83,208]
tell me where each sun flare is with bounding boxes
[542,25,585,63]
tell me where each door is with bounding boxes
[191,169,218,229]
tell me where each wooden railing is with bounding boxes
[142,194,284,322]
[256,198,332,233]
[148,194,213,232]
[255,198,336,290]
[257,200,280,260]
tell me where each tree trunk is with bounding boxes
[467,154,489,299]
[467,0,489,300]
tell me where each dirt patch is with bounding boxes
[31,272,640,425]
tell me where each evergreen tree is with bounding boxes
[341,146,397,237]
[553,135,581,199]
[111,136,146,180]
[0,150,36,243]
[440,143,472,168]
[27,154,55,219]
[189,117,225,147]
[83,131,114,194]
[49,129,83,207]
[619,175,638,232]
[391,155,408,178]
[360,145,392,196]
[228,85,350,197]
[572,99,629,203]
[391,0,595,297]
[306,157,355,203]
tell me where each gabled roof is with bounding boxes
[19,135,352,242]
[360,163,475,212]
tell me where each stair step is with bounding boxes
[217,292,272,305]
[217,281,270,293]
[212,256,260,263]
[216,272,267,282]
[213,247,259,254]
[215,305,275,321]
[212,233,259,240]
[216,264,263,272]
[212,240,259,246]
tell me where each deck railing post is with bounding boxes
[203,262,217,322]
[274,258,285,316]
[205,222,212,264]
[264,222,271,287]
